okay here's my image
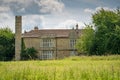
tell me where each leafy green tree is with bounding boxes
[0,28,15,61]
[76,8,120,55]
[76,25,94,55]
[92,8,120,55]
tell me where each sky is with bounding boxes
[0,0,120,32]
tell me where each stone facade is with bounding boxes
[15,16,22,60]
[23,26,82,60]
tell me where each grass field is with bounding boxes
[0,55,120,80]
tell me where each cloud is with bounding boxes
[43,19,85,29]
[0,13,15,32]
[21,15,45,32]
[95,6,115,11]
[0,6,10,12]
[48,19,85,29]
[80,0,101,4]
[0,13,45,32]
[84,8,94,13]
[0,0,64,15]
[36,0,64,14]
[0,0,65,32]
[84,6,115,13]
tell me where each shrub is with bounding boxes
[21,47,38,60]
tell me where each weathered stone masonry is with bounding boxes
[15,16,22,60]
[22,26,82,60]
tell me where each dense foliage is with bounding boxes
[21,47,38,60]
[0,28,37,61]
[0,28,15,61]
[76,8,120,55]
[76,25,94,55]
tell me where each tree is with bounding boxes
[0,28,15,61]
[76,25,94,55]
[92,8,120,55]
[76,8,120,55]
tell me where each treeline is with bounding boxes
[76,8,120,55]
[0,28,37,61]
[0,28,15,61]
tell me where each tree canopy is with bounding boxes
[76,8,120,55]
[0,27,38,61]
[0,28,15,61]
[76,25,94,55]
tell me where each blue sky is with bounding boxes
[0,0,119,32]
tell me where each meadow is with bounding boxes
[0,55,120,80]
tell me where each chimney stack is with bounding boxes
[76,24,78,30]
[76,24,79,38]
[15,16,22,61]
[34,26,39,30]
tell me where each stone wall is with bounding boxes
[23,37,71,59]
[24,37,40,50]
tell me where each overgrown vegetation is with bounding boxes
[0,56,119,80]
[0,28,15,61]
[76,8,120,55]
[76,25,94,55]
[21,47,38,60]
[0,28,38,61]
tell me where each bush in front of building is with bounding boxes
[21,47,38,60]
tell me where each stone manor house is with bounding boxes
[22,25,82,60]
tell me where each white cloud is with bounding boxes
[84,6,115,13]
[0,0,64,15]
[0,13,15,32]
[84,8,94,13]
[46,19,85,29]
[0,0,33,15]
[95,6,114,11]
[0,13,45,32]
[0,0,65,32]
[36,0,64,14]
[18,8,25,13]
[2,0,31,5]
[22,15,45,32]
[0,6,10,12]
[0,0,88,32]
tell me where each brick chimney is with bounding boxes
[15,16,22,61]
[34,26,39,30]
[76,24,79,38]
[76,24,78,30]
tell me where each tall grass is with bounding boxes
[0,55,120,80]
